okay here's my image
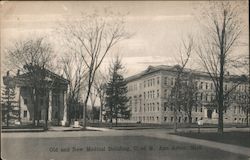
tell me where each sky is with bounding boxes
[1,1,249,78]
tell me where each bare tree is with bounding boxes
[168,35,194,132]
[92,71,109,124]
[89,86,98,123]
[59,12,129,128]
[61,51,87,125]
[6,37,54,128]
[196,1,245,133]
[181,73,200,124]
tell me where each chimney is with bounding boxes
[17,69,20,76]
[7,71,9,76]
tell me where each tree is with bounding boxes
[61,52,86,125]
[89,86,98,123]
[6,37,54,128]
[196,1,245,133]
[59,12,129,128]
[167,35,194,132]
[92,71,109,124]
[181,73,200,124]
[1,72,19,127]
[105,56,130,126]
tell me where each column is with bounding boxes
[15,86,21,121]
[63,90,67,123]
[48,90,52,121]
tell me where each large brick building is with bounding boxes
[125,65,249,124]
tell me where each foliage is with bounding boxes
[105,56,130,126]
[1,77,19,127]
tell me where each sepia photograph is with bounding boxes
[0,1,249,160]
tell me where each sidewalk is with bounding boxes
[48,126,112,132]
[2,128,44,133]
[144,132,250,157]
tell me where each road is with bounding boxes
[1,128,249,160]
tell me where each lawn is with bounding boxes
[174,131,250,148]
[2,136,248,160]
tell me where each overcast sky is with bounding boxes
[1,1,249,77]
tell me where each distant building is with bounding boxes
[2,69,69,126]
[125,65,249,124]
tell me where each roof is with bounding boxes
[126,65,248,83]
[14,68,69,85]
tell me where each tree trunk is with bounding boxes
[99,98,103,124]
[174,108,177,133]
[115,116,118,127]
[32,88,36,126]
[218,106,224,134]
[58,96,60,126]
[7,89,10,127]
[188,113,192,124]
[246,109,249,127]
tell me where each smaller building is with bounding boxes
[2,69,69,126]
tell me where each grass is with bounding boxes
[173,131,250,148]
[88,122,248,129]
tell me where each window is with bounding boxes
[200,107,203,112]
[164,77,168,85]
[24,99,28,105]
[157,77,160,85]
[164,89,167,98]
[157,90,159,97]
[195,93,198,101]
[171,117,174,122]
[170,104,173,111]
[200,82,203,89]
[164,102,167,111]
[178,117,181,123]
[24,110,27,118]
[205,83,208,90]
[210,83,213,90]
[171,78,174,86]
[164,117,167,122]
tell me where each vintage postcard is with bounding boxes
[1,1,249,160]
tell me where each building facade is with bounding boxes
[125,65,249,124]
[2,69,69,126]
